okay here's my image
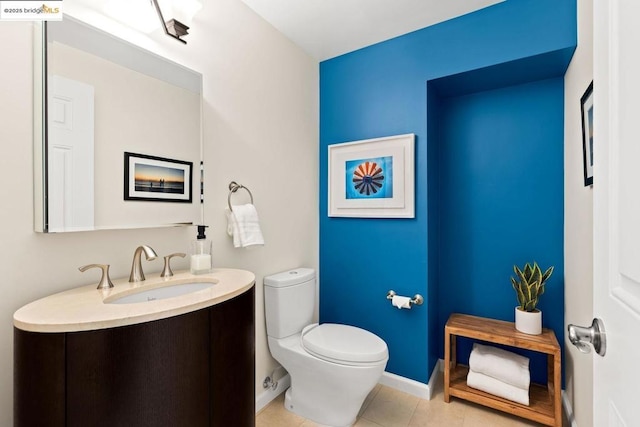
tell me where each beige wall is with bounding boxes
[563,0,593,425]
[0,0,318,423]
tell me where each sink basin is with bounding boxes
[107,282,214,304]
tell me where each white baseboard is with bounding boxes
[562,390,578,427]
[379,365,435,400]
[428,359,443,399]
[255,373,291,414]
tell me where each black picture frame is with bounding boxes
[580,81,594,187]
[124,152,193,203]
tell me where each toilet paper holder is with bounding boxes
[386,290,424,306]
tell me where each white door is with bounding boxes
[592,1,640,425]
[48,75,94,232]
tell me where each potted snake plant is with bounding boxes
[511,262,554,335]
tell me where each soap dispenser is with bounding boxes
[190,225,212,274]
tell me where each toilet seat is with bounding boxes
[301,323,388,366]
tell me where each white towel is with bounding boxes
[467,370,529,406]
[469,343,530,390]
[225,204,264,248]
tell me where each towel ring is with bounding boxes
[228,181,254,212]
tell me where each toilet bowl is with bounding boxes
[264,268,389,427]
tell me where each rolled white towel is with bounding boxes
[469,343,530,390]
[467,370,529,406]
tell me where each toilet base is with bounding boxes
[284,387,355,427]
[268,334,386,427]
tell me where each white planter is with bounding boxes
[515,307,542,335]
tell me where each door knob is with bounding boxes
[567,318,606,357]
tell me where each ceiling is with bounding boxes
[239,0,504,61]
[66,0,504,61]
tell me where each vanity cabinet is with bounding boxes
[14,285,255,427]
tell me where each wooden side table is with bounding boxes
[444,313,561,427]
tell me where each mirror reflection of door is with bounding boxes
[48,75,95,232]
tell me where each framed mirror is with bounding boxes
[34,16,202,233]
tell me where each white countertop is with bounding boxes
[14,268,255,333]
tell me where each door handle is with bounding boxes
[567,318,606,357]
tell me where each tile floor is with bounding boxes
[256,374,544,427]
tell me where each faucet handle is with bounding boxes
[161,253,186,278]
[79,264,115,289]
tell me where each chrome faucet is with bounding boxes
[129,245,158,282]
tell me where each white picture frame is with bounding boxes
[328,134,415,218]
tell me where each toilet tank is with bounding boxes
[264,268,315,338]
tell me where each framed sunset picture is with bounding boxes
[124,152,192,203]
[328,134,415,218]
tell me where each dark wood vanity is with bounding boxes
[14,286,255,427]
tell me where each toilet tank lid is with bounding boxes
[264,268,315,287]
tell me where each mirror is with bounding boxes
[34,16,202,233]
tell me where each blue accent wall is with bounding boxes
[320,0,575,384]
[436,78,565,384]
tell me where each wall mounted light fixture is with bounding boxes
[151,0,189,44]
[103,0,201,43]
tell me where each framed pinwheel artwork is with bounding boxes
[328,134,415,218]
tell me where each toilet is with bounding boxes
[264,268,388,427]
